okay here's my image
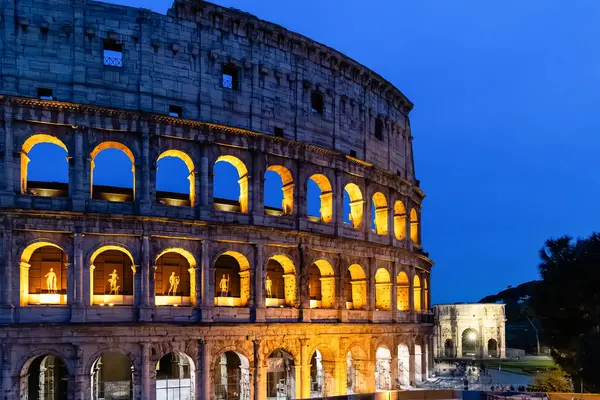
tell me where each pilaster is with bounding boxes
[139,235,152,321]
[253,339,265,400]
[200,240,213,321]
[254,243,265,322]
[138,125,152,215]
[70,127,87,211]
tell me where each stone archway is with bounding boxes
[156,149,195,207]
[375,346,392,391]
[461,328,479,357]
[444,339,455,358]
[20,134,69,197]
[91,352,133,399]
[398,344,410,387]
[156,351,195,399]
[214,351,250,400]
[488,339,499,358]
[307,174,333,223]
[20,242,68,306]
[266,349,296,400]
[20,354,69,400]
[214,251,251,307]
[371,192,389,235]
[214,155,249,213]
[265,165,294,216]
[343,183,363,228]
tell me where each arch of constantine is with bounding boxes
[0,0,434,398]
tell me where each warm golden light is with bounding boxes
[267,165,294,215]
[309,174,333,223]
[372,192,389,235]
[215,155,249,213]
[157,149,196,206]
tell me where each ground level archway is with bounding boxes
[214,351,250,400]
[266,349,295,400]
[156,351,195,399]
[91,352,133,399]
[20,354,68,400]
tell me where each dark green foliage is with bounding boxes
[528,369,573,393]
[532,234,600,393]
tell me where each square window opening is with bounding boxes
[222,64,239,90]
[311,91,324,114]
[169,105,183,118]
[37,88,53,101]
[349,150,357,158]
[103,40,123,67]
[375,118,383,140]
[274,127,284,137]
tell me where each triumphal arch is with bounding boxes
[433,304,506,360]
[0,0,434,398]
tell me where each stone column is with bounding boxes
[198,141,211,218]
[364,180,372,241]
[334,357,347,395]
[363,358,376,393]
[254,243,265,322]
[299,244,311,322]
[408,266,415,321]
[139,127,152,215]
[254,339,266,400]
[333,169,343,235]
[141,342,152,400]
[299,338,311,399]
[139,235,152,321]
[70,232,85,322]
[200,240,213,321]
[70,127,87,211]
[391,261,398,321]
[322,360,337,396]
[196,340,207,400]
[201,340,211,400]
[73,346,87,400]
[421,336,428,380]
[250,149,264,224]
[0,221,14,323]
[366,257,375,318]
[0,106,15,207]
[391,339,399,390]
[1,344,13,399]
[408,340,416,386]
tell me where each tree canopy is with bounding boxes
[532,234,600,392]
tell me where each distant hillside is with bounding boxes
[479,280,542,353]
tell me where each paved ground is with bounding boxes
[423,369,533,391]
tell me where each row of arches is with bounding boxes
[20,242,430,311]
[21,134,421,243]
[18,341,429,399]
[443,330,500,358]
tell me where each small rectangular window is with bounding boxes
[349,150,357,158]
[311,91,324,114]
[375,118,383,140]
[274,127,284,137]
[37,88,53,100]
[169,105,183,118]
[222,64,239,90]
[103,40,123,67]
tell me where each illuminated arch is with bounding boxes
[394,201,407,240]
[157,149,196,206]
[423,277,429,310]
[374,268,391,310]
[307,174,333,223]
[20,134,69,195]
[265,165,294,216]
[91,352,133,399]
[372,192,389,235]
[89,245,136,306]
[20,241,68,306]
[346,264,367,310]
[214,155,249,213]
[266,349,296,399]
[213,351,251,400]
[413,274,422,311]
[214,251,251,307]
[375,346,392,391]
[346,343,369,394]
[267,254,297,307]
[461,328,479,357]
[20,354,69,398]
[156,351,195,399]
[154,248,197,306]
[90,141,136,201]
[410,208,419,243]
[343,183,364,229]
[309,259,335,309]
[396,271,409,311]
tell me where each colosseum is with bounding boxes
[0,0,434,398]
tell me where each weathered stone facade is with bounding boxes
[433,304,506,360]
[0,0,433,398]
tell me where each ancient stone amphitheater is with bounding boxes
[0,0,434,398]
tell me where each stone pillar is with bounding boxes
[70,232,85,322]
[363,359,376,393]
[408,266,415,321]
[0,106,15,207]
[322,360,337,397]
[196,340,207,400]
[364,181,372,241]
[391,340,399,390]
[201,340,211,400]
[333,169,343,235]
[1,344,13,399]
[254,243,265,322]
[198,141,211,219]
[408,340,416,386]
[141,342,152,400]
[299,244,311,322]
[295,159,305,224]
[200,240,213,321]
[139,235,152,321]
[70,127,87,211]
[366,257,375,316]
[250,149,264,224]
[334,357,347,395]
[391,261,398,321]
[0,220,14,323]
[299,339,311,399]
[73,346,87,400]
[139,127,152,215]
[421,336,428,380]
[254,339,266,400]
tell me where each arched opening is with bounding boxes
[20,242,68,306]
[396,271,409,311]
[265,166,294,216]
[91,352,133,399]
[488,339,499,358]
[374,268,391,311]
[91,142,135,202]
[90,247,135,306]
[266,255,296,307]
[308,260,335,309]
[156,351,195,399]
[375,347,391,391]
[444,339,455,358]
[309,349,324,397]
[214,251,251,307]
[156,150,195,207]
[413,275,422,312]
[307,174,333,223]
[347,346,368,394]
[266,349,295,400]
[20,354,68,399]
[343,183,363,228]
[398,344,410,387]
[372,192,389,235]
[414,344,422,383]
[424,278,429,310]
[214,351,250,400]
[410,208,419,244]
[461,329,479,357]
[393,201,407,240]
[214,155,248,213]
[21,134,69,197]
[154,249,195,306]
[345,264,367,310]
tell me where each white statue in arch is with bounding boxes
[108,269,120,295]
[44,268,57,293]
[266,274,273,298]
[168,272,180,296]
[219,274,229,297]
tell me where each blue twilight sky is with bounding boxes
[28,0,600,305]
